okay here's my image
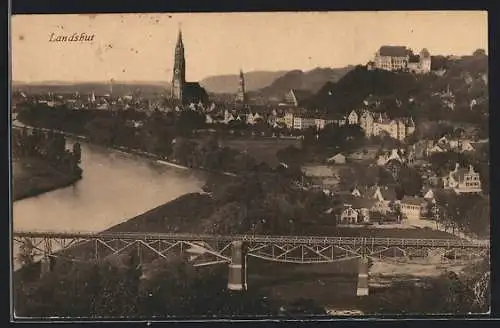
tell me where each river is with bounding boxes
[12,141,207,267]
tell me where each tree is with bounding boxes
[464,195,490,237]
[473,49,486,57]
[276,145,303,167]
[202,201,248,234]
[338,167,356,191]
[398,166,423,197]
[85,117,118,145]
[176,110,206,135]
[73,142,82,164]
[172,138,196,166]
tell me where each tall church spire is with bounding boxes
[236,68,246,103]
[176,25,184,49]
[171,26,186,102]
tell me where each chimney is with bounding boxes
[454,162,460,172]
[469,164,474,172]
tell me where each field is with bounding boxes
[217,138,302,167]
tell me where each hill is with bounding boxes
[12,81,170,97]
[308,53,488,117]
[307,66,419,114]
[200,71,288,94]
[251,66,354,101]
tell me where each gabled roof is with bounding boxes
[340,194,376,209]
[385,158,403,168]
[379,46,409,57]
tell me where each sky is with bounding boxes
[11,11,488,83]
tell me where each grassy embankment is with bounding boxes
[12,157,82,201]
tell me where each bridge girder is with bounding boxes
[13,232,489,267]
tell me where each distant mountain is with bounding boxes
[200,71,288,94]
[12,81,170,96]
[251,66,354,101]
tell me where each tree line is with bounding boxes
[12,127,82,176]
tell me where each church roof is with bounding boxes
[183,82,209,104]
[379,46,409,57]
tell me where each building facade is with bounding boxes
[359,111,415,141]
[443,164,482,194]
[373,46,431,74]
[400,196,428,220]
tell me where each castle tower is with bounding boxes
[171,28,186,101]
[419,48,431,73]
[236,69,246,103]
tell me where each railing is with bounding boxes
[13,230,489,249]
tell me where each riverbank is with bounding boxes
[13,122,238,177]
[12,157,82,201]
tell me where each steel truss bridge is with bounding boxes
[13,230,490,267]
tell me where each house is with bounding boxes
[372,185,399,214]
[339,205,360,224]
[205,114,216,124]
[442,163,482,194]
[352,185,398,214]
[338,195,376,224]
[347,110,359,125]
[422,187,436,203]
[427,143,448,155]
[376,148,403,166]
[400,196,428,220]
[359,111,415,141]
[459,140,475,152]
[293,114,317,130]
[327,153,346,165]
[359,111,375,137]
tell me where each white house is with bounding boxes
[400,196,428,220]
[422,187,436,203]
[339,205,360,224]
[338,196,376,224]
[347,110,359,125]
[442,163,482,194]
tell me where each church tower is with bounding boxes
[171,29,186,101]
[236,69,246,103]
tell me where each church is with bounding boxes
[171,29,209,105]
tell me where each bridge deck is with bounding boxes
[13,230,489,248]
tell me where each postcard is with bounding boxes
[11,11,490,320]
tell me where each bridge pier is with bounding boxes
[356,257,369,297]
[40,255,51,278]
[227,241,247,292]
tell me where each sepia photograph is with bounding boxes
[10,11,490,319]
